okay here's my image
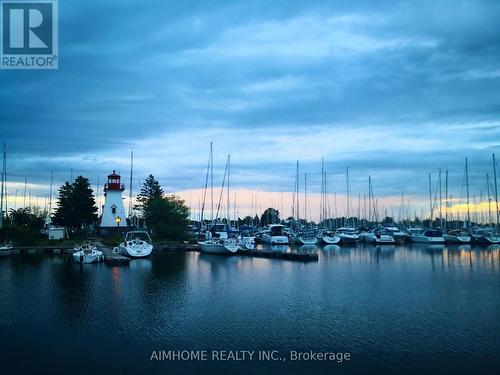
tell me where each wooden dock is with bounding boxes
[237,249,318,262]
[99,245,130,266]
[11,246,74,254]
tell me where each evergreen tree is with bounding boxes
[71,176,98,226]
[135,174,164,212]
[260,208,280,226]
[52,181,73,227]
[52,176,98,230]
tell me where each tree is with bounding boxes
[52,181,72,227]
[144,195,190,240]
[52,176,98,230]
[135,174,164,212]
[260,208,280,226]
[6,207,47,245]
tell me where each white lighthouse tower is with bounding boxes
[100,170,127,232]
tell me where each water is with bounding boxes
[1,244,499,374]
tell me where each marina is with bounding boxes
[1,0,500,373]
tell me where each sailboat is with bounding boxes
[293,173,317,245]
[120,231,154,257]
[198,146,238,254]
[0,243,13,257]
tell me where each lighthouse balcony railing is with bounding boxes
[104,183,125,190]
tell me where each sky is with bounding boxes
[1,0,500,221]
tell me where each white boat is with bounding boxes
[294,230,318,245]
[0,244,13,257]
[382,226,409,243]
[262,224,289,245]
[198,238,239,254]
[359,227,395,245]
[443,230,471,244]
[319,231,341,245]
[296,236,318,245]
[120,231,154,258]
[410,229,445,244]
[208,222,229,239]
[73,243,103,263]
[238,236,255,250]
[335,227,358,245]
[470,229,500,245]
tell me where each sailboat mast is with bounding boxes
[346,166,349,225]
[210,142,214,221]
[321,158,324,225]
[465,157,470,228]
[445,170,448,229]
[296,160,300,222]
[439,169,442,228]
[227,155,230,225]
[304,173,307,223]
[428,173,433,225]
[487,174,492,225]
[493,153,499,228]
[128,151,133,218]
[368,176,372,224]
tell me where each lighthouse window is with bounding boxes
[111,205,117,214]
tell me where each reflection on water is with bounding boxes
[0,243,499,374]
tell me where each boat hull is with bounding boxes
[338,234,357,245]
[444,235,471,244]
[410,235,445,244]
[121,245,154,258]
[320,236,341,245]
[471,236,500,245]
[262,235,289,245]
[296,237,318,245]
[198,241,237,254]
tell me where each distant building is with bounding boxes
[99,170,128,236]
[48,227,67,240]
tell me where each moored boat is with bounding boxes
[443,230,471,244]
[318,231,341,245]
[73,243,104,263]
[410,229,445,244]
[470,229,500,245]
[120,231,154,258]
[382,226,409,243]
[0,244,13,257]
[198,238,239,254]
[359,227,395,245]
[335,227,358,245]
[262,224,289,245]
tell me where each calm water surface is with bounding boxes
[1,244,499,374]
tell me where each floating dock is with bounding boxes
[11,246,73,254]
[99,245,130,266]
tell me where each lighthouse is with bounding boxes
[100,170,127,233]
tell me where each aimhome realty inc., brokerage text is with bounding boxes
[150,350,351,363]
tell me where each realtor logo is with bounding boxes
[1,0,58,69]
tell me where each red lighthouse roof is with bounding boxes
[107,170,120,178]
[104,170,125,191]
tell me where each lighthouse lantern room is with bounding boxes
[100,170,127,231]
